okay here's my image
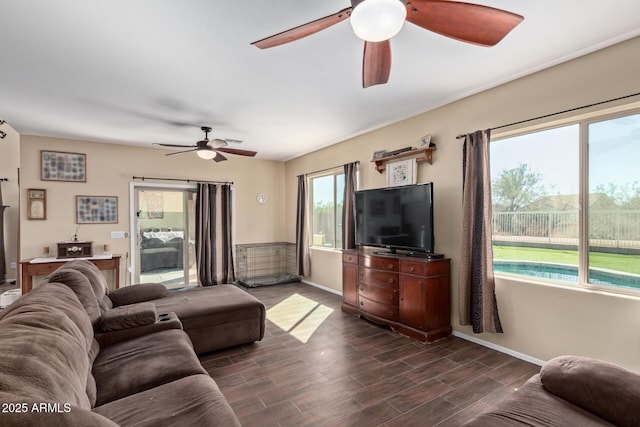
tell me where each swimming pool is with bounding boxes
[493,260,640,290]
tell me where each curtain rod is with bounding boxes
[132,176,233,185]
[298,160,360,178]
[456,92,640,139]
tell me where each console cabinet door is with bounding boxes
[342,251,358,307]
[399,275,425,330]
[343,262,358,307]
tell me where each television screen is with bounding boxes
[355,183,434,253]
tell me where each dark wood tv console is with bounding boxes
[342,249,451,343]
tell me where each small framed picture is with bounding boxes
[41,150,86,182]
[145,191,164,219]
[386,159,417,187]
[76,195,118,224]
[372,150,386,160]
[27,189,46,220]
[420,134,432,147]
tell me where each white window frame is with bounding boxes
[308,169,345,250]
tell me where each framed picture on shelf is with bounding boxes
[27,188,46,220]
[76,195,118,224]
[386,159,417,187]
[372,150,386,160]
[41,150,86,182]
[420,134,432,147]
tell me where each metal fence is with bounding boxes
[492,210,640,249]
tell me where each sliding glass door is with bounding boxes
[132,185,197,288]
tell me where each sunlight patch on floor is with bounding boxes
[267,293,334,343]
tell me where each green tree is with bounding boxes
[492,163,544,212]
[593,181,640,207]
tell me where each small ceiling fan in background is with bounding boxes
[153,126,257,162]
[252,0,524,88]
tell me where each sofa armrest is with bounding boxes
[541,355,640,427]
[99,302,157,331]
[95,312,182,347]
[108,283,167,307]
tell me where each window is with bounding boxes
[491,110,640,293]
[310,171,345,249]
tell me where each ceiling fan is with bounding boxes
[153,126,257,162]
[251,0,524,88]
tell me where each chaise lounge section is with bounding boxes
[65,259,266,354]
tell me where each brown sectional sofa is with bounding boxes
[463,355,640,427]
[0,259,267,426]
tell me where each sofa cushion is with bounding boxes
[93,329,206,406]
[0,288,92,410]
[94,374,241,427]
[108,283,167,307]
[61,259,113,313]
[154,285,265,330]
[0,282,94,352]
[99,302,157,332]
[541,355,640,427]
[48,267,102,326]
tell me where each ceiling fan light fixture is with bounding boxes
[350,0,407,42]
[197,148,217,160]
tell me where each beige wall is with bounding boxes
[20,136,286,288]
[285,36,640,371]
[0,123,20,282]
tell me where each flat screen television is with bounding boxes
[355,183,434,254]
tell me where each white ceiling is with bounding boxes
[1,1,639,161]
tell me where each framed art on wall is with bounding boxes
[145,191,164,219]
[27,189,46,220]
[386,159,417,187]
[41,150,86,182]
[76,195,118,224]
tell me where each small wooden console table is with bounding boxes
[20,255,121,294]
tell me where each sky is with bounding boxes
[491,113,640,196]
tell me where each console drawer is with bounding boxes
[400,259,426,275]
[343,251,358,265]
[359,296,399,321]
[400,258,450,276]
[359,283,399,305]
[359,269,398,290]
[360,256,399,272]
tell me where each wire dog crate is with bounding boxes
[235,242,299,287]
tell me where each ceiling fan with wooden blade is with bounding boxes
[252,0,523,88]
[153,126,257,162]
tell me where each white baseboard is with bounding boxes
[452,330,545,366]
[300,279,343,296]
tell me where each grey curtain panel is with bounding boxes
[342,162,358,250]
[195,183,235,286]
[458,130,503,333]
[295,175,311,276]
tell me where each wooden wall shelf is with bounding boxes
[371,147,436,173]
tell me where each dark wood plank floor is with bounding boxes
[199,282,539,427]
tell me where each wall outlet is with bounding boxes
[110,231,128,239]
[9,262,16,270]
